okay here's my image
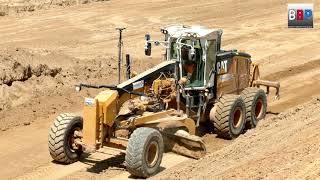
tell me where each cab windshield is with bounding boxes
[180,39,204,88]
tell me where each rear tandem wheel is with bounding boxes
[210,94,246,139]
[240,87,267,128]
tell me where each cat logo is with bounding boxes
[217,60,228,74]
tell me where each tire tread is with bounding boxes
[210,94,245,139]
[125,127,163,178]
[48,113,81,164]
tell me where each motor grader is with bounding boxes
[48,25,280,178]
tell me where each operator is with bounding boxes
[184,60,196,80]
[180,46,197,85]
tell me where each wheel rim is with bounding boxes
[146,141,159,168]
[255,98,263,119]
[233,107,243,128]
[68,127,81,153]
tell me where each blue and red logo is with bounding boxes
[288,4,313,28]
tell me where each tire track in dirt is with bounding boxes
[263,58,320,81]
[263,58,320,112]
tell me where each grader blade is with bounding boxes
[162,130,206,159]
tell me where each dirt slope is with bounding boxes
[0,47,118,130]
[0,0,319,179]
[152,97,320,179]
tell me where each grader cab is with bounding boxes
[48,25,280,178]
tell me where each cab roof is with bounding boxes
[162,24,223,40]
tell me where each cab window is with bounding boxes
[181,39,204,88]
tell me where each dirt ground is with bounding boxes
[0,0,319,179]
[152,98,320,179]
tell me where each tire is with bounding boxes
[125,127,164,178]
[241,87,267,128]
[48,113,83,164]
[210,94,246,139]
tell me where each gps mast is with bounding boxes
[116,27,126,84]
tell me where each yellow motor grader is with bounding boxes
[48,25,280,178]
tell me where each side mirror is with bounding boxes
[145,34,152,56]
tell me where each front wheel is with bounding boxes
[48,113,83,164]
[125,127,164,178]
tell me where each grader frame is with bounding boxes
[48,25,280,178]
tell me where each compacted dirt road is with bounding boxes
[0,0,319,179]
[152,97,320,179]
